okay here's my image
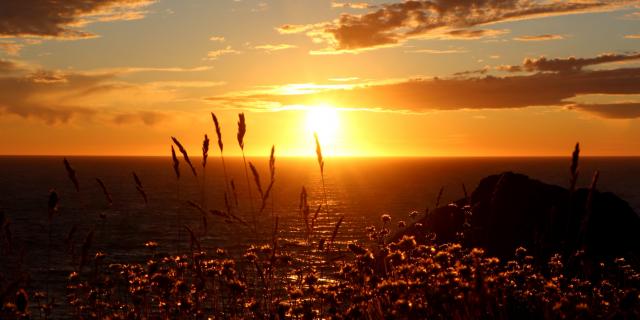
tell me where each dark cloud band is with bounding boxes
[0,0,154,39]
[281,0,632,52]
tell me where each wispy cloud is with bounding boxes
[0,71,102,124]
[112,111,168,126]
[625,34,640,39]
[329,77,360,82]
[331,1,370,9]
[279,0,631,53]
[147,81,226,89]
[83,65,213,76]
[276,24,314,34]
[514,34,565,41]
[209,36,226,42]
[0,58,30,74]
[621,11,640,19]
[251,2,268,12]
[0,62,211,125]
[0,41,24,56]
[0,0,156,39]
[253,44,297,52]
[501,52,640,73]
[453,68,489,77]
[0,59,19,73]
[570,103,640,119]
[405,48,467,54]
[440,29,509,40]
[206,46,241,60]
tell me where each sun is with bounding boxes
[305,104,340,145]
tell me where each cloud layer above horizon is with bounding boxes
[278,0,634,53]
[209,52,640,119]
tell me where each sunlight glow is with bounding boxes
[305,104,341,149]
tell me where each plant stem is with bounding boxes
[176,181,181,255]
[220,153,231,202]
[241,150,257,233]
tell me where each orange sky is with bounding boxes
[1,1,640,156]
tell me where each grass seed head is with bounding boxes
[171,136,197,177]
[237,113,246,150]
[171,145,180,179]
[202,134,210,168]
[314,132,324,175]
[211,112,224,152]
[63,158,80,192]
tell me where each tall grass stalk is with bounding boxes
[248,146,278,242]
[569,143,580,193]
[249,146,277,218]
[46,190,58,295]
[171,145,181,254]
[63,158,80,192]
[237,113,257,232]
[171,137,198,253]
[314,132,329,221]
[186,200,208,236]
[264,146,276,220]
[132,172,148,205]
[211,113,232,203]
[202,134,210,209]
[580,170,599,246]
[299,186,311,243]
[172,137,197,178]
[95,177,113,249]
[435,186,444,209]
[567,142,580,243]
[95,178,112,207]
[249,162,264,204]
[462,183,470,207]
[230,179,238,207]
[327,215,344,253]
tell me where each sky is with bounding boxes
[1,0,639,157]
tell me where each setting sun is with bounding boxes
[305,104,341,147]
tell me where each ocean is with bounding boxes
[1,156,639,316]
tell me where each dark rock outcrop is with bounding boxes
[392,172,640,260]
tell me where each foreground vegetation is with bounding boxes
[3,231,639,319]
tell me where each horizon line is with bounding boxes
[2,154,640,158]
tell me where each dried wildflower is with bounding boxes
[144,241,158,249]
[397,236,416,251]
[348,242,367,255]
[15,289,28,314]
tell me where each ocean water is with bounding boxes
[1,156,639,315]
